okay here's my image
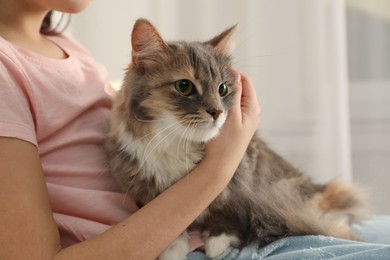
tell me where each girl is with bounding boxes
[0,0,260,259]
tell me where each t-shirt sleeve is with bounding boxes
[0,51,37,146]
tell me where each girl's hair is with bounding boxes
[40,11,71,35]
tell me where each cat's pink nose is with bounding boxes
[207,109,222,120]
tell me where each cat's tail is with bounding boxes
[276,180,367,241]
[287,180,368,240]
[251,179,367,242]
[319,180,368,223]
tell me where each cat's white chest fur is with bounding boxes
[117,121,205,190]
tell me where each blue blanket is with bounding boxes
[188,215,390,259]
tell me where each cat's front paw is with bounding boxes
[159,232,190,260]
[204,233,240,259]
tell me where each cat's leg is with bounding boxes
[159,231,190,260]
[203,230,240,259]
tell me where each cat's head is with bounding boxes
[121,19,237,143]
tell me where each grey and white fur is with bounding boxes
[106,19,366,259]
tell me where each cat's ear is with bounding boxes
[207,24,238,55]
[131,19,168,66]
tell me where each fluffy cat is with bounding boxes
[106,19,366,259]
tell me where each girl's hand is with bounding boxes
[205,70,261,163]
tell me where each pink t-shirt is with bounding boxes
[0,34,202,250]
[0,34,138,246]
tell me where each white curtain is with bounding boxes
[69,0,390,214]
[345,0,390,215]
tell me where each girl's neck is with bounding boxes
[0,5,67,59]
[0,0,46,39]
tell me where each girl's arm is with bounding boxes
[0,72,260,260]
[0,137,62,259]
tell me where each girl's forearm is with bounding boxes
[55,156,239,260]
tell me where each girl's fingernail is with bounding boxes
[232,70,241,82]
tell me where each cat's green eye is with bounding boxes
[175,79,195,96]
[218,83,228,97]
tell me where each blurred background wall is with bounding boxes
[67,0,390,214]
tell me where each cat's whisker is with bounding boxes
[135,131,157,142]
[136,122,180,142]
[177,119,193,156]
[180,121,189,173]
[182,116,211,125]
[133,113,177,123]
[141,121,179,158]
[139,122,179,164]
[119,121,176,159]
[134,126,183,185]
[122,121,182,196]
[185,121,198,175]
[136,123,183,176]
[124,115,180,143]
